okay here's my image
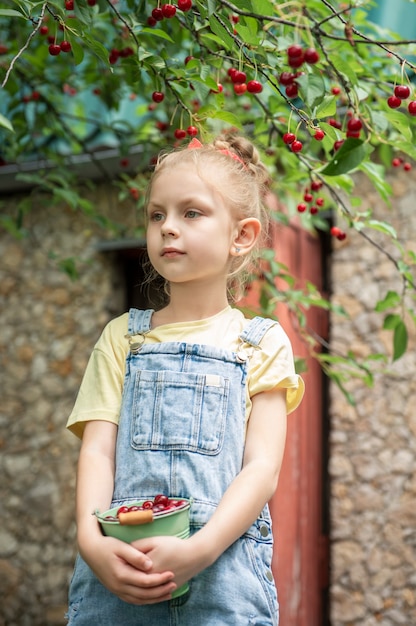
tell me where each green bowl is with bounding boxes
[96,497,192,598]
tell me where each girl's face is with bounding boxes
[146,163,238,290]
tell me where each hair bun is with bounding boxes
[213,132,271,188]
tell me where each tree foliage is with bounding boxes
[1,0,416,399]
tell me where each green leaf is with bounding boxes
[383,313,401,330]
[210,110,242,127]
[251,0,274,13]
[0,113,14,132]
[393,320,408,361]
[314,96,337,119]
[365,219,397,238]
[375,291,401,312]
[383,108,413,141]
[209,15,234,50]
[296,73,326,110]
[359,161,392,203]
[139,27,175,43]
[0,8,27,17]
[320,138,368,176]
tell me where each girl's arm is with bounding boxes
[75,420,177,604]
[135,388,287,587]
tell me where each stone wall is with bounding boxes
[1,168,415,625]
[0,188,128,626]
[329,169,416,625]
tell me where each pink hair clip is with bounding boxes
[187,137,203,149]
[187,137,247,168]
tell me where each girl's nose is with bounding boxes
[161,216,179,237]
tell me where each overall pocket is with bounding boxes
[130,370,229,454]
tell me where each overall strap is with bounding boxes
[127,308,154,335]
[239,316,278,348]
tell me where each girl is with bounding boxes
[66,133,304,625]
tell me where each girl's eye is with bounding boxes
[185,209,200,219]
[150,212,165,222]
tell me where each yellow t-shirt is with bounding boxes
[67,306,304,438]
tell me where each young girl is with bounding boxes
[66,133,304,625]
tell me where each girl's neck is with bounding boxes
[153,282,230,326]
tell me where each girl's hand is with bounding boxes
[81,534,177,605]
[132,535,208,589]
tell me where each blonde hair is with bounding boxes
[144,132,271,303]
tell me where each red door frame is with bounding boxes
[241,219,328,626]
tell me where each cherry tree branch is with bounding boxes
[1,3,47,89]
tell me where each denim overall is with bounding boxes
[67,309,279,625]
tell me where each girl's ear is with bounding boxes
[231,218,261,256]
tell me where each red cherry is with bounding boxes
[333,139,344,151]
[60,40,72,52]
[147,16,157,26]
[151,8,164,21]
[392,157,402,167]
[233,83,247,95]
[31,90,41,100]
[117,506,129,516]
[129,188,139,200]
[387,95,401,109]
[337,232,347,241]
[48,43,61,56]
[279,72,294,86]
[186,125,198,136]
[330,226,341,238]
[311,180,322,191]
[119,46,134,58]
[347,118,362,132]
[87,0,97,5]
[291,140,303,153]
[310,206,318,215]
[154,494,169,506]
[142,500,154,509]
[394,85,410,100]
[128,505,141,512]
[288,54,304,68]
[65,0,74,9]
[174,128,187,139]
[287,44,303,58]
[331,86,341,95]
[304,47,319,64]
[314,129,325,141]
[346,130,361,138]
[40,25,49,35]
[329,118,342,129]
[109,49,119,64]
[303,192,313,203]
[285,83,298,98]
[152,91,165,103]
[408,101,416,116]
[283,132,296,145]
[316,197,324,207]
[403,162,412,171]
[247,80,263,94]
[297,203,307,213]
[231,70,246,84]
[178,0,192,10]
[161,3,176,18]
